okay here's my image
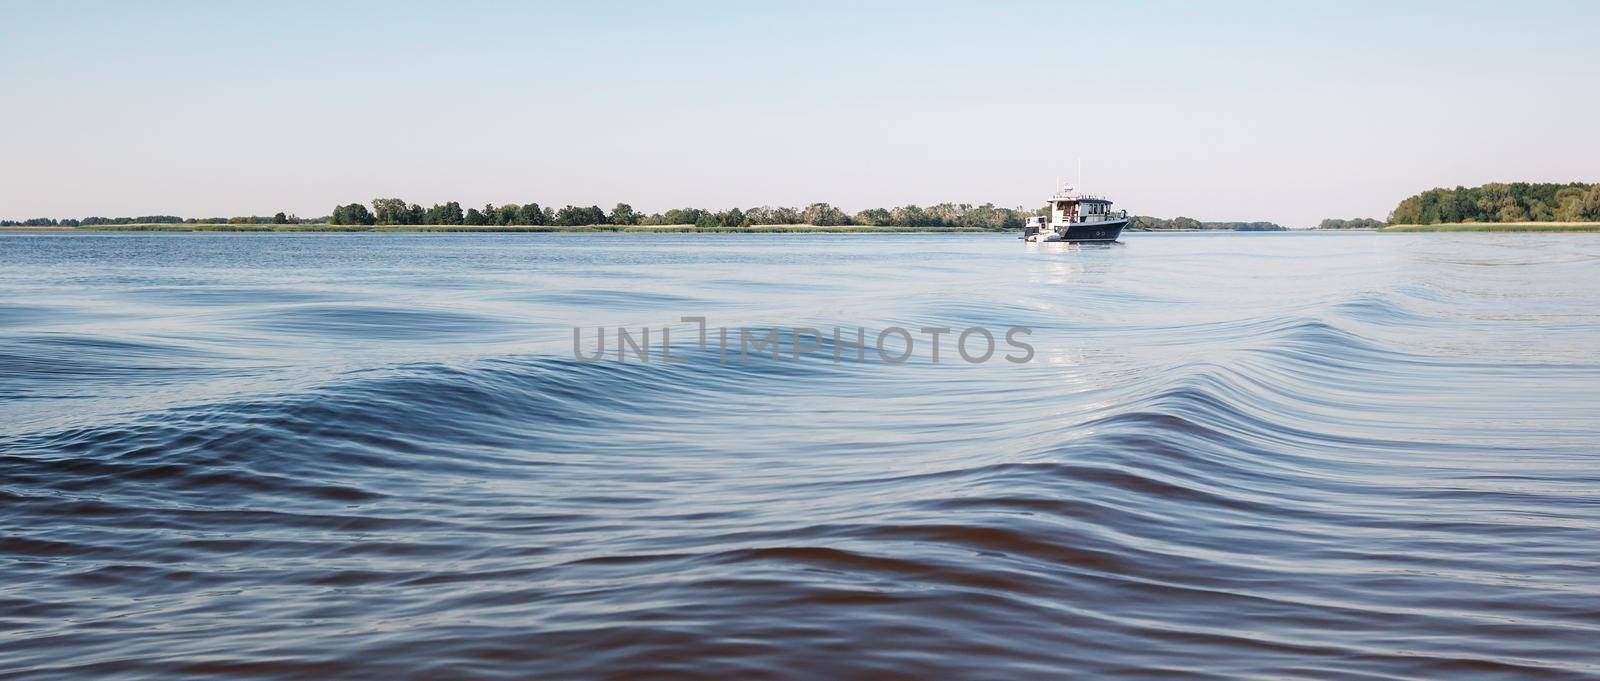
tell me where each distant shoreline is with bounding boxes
[0,225,1416,235]
[0,223,1010,234]
[1,225,1321,235]
[1383,222,1600,233]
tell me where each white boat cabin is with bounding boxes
[1049,185,1126,226]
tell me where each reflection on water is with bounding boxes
[2,231,1599,678]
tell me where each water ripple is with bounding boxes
[1,232,1598,678]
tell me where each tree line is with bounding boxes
[1317,218,1384,229]
[1127,216,1286,231]
[1389,182,1600,224]
[327,199,1042,229]
[8,199,1291,232]
[1,213,309,227]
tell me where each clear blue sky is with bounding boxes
[4,0,1596,226]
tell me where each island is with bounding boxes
[1381,182,1600,232]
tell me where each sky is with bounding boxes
[3,0,1597,227]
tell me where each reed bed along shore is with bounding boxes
[1383,222,1600,232]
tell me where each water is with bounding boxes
[2,231,1598,679]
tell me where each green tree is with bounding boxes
[423,201,463,225]
[1318,218,1383,229]
[924,203,961,226]
[610,203,638,225]
[1496,203,1528,222]
[665,207,705,225]
[371,198,408,225]
[496,203,519,225]
[272,212,289,224]
[741,206,769,225]
[1388,182,1596,224]
[1583,185,1600,220]
[330,203,375,225]
[801,202,850,226]
[553,204,598,225]
[516,203,546,225]
[1435,189,1460,223]
[891,205,931,227]
[778,207,803,224]
[444,202,463,225]
[855,208,892,226]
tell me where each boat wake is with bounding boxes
[2,232,1598,678]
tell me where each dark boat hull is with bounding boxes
[1061,218,1126,242]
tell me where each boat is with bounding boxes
[1021,183,1128,242]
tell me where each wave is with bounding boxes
[2,233,1598,678]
